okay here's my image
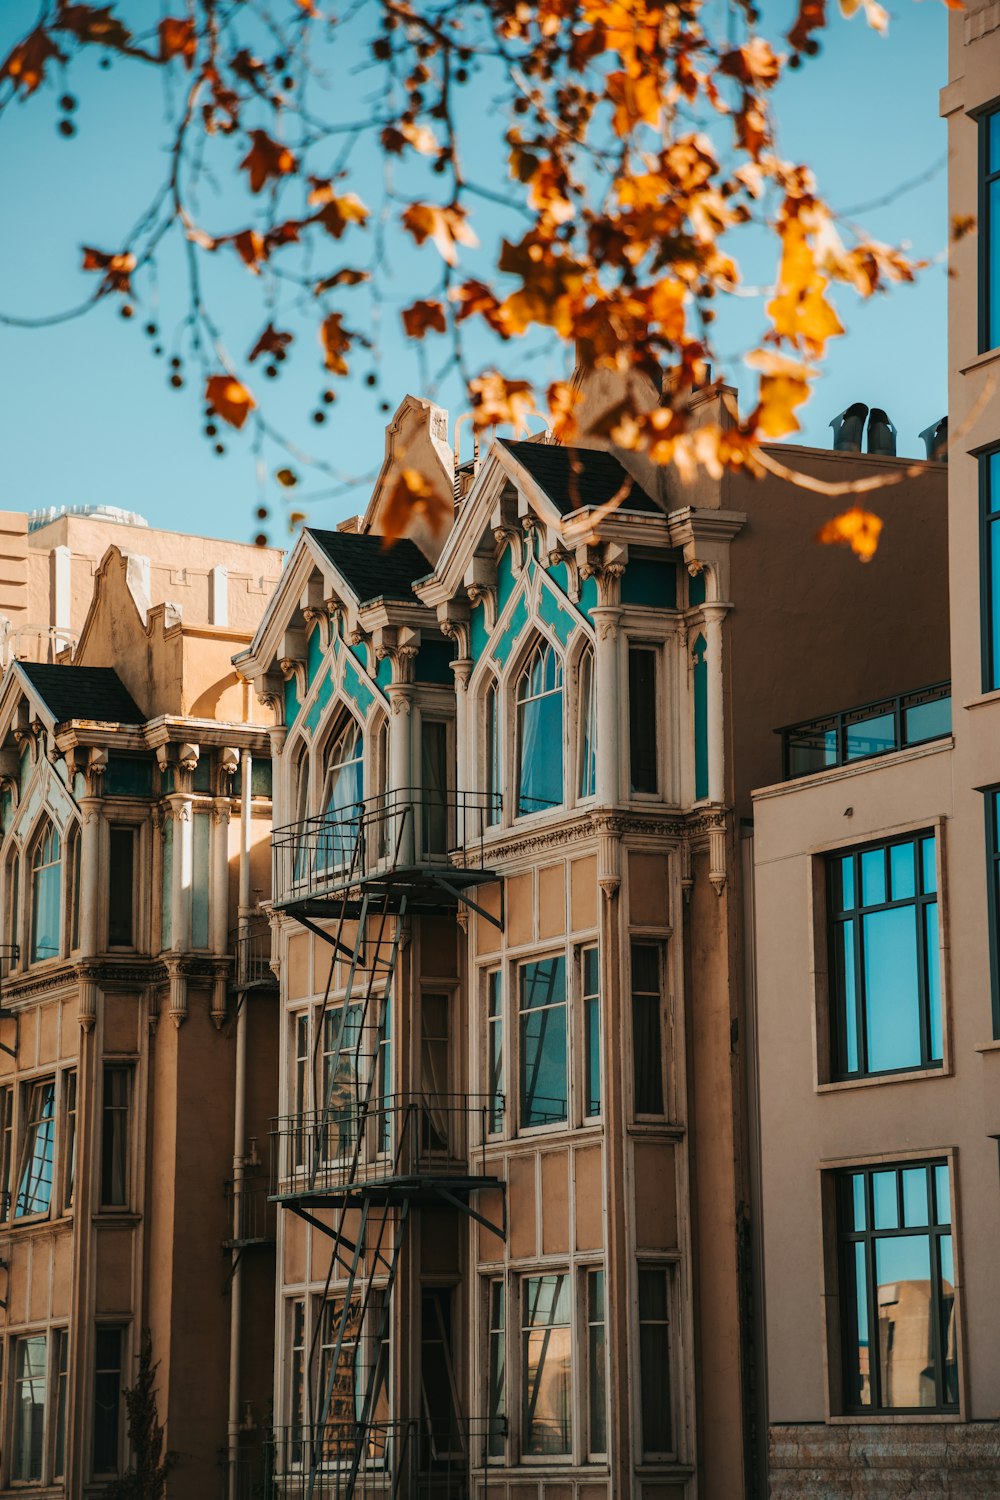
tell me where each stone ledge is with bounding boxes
[769,1422,1000,1497]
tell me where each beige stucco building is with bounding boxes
[235,380,946,1500]
[751,8,1000,1493]
[0,519,283,1497]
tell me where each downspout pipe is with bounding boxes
[228,749,252,1500]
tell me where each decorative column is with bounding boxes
[701,602,728,806]
[165,744,195,1026]
[77,746,106,1031]
[588,561,625,807]
[211,795,233,1029]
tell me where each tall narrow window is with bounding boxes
[586,1269,608,1458]
[582,946,601,1118]
[981,449,1000,692]
[0,1083,12,1220]
[100,1067,130,1208]
[12,1333,47,1481]
[30,822,61,962]
[829,834,941,1078]
[290,1299,306,1456]
[108,827,135,947]
[420,994,450,1154]
[980,107,1000,352]
[578,646,597,799]
[16,1078,55,1218]
[319,720,363,873]
[487,1279,506,1459]
[692,634,708,801]
[488,970,504,1134]
[522,1273,572,1456]
[638,1267,673,1456]
[519,957,567,1128]
[53,1329,69,1481]
[985,787,1000,1039]
[420,1288,462,1461]
[838,1161,957,1412]
[61,1071,77,1213]
[632,945,664,1115]
[93,1326,124,1474]
[516,639,564,816]
[291,746,310,887]
[628,646,659,795]
[321,1003,362,1162]
[485,677,500,826]
[159,816,173,950]
[68,826,82,952]
[7,854,20,967]
[421,720,449,855]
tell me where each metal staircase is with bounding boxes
[269,791,504,1499]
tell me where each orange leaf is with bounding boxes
[309,184,370,238]
[314,268,370,293]
[248,323,293,363]
[401,299,447,338]
[205,374,256,430]
[468,373,537,433]
[817,507,884,562]
[1,28,65,95]
[401,203,478,267]
[319,313,351,374]
[81,245,136,295]
[159,16,196,67]
[239,130,297,194]
[230,228,267,272]
[55,6,132,48]
[381,469,452,545]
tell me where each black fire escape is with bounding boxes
[267,789,505,1499]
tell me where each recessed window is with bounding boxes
[15,1078,55,1218]
[486,1279,506,1460]
[516,639,564,816]
[487,970,504,1134]
[628,646,659,795]
[61,1071,76,1214]
[108,827,135,947]
[522,1273,572,1456]
[92,1326,124,1474]
[587,1268,608,1458]
[984,786,1000,1039]
[12,1333,48,1481]
[30,822,61,963]
[0,1083,12,1221]
[980,107,1000,352]
[828,834,941,1078]
[632,945,664,1115]
[638,1266,673,1457]
[319,719,363,871]
[485,677,501,826]
[980,449,1000,692]
[837,1161,957,1413]
[583,946,601,1118]
[100,1067,130,1208]
[578,646,597,799]
[519,957,567,1128]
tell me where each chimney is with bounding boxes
[830,403,868,452]
[867,408,897,457]
[919,416,948,462]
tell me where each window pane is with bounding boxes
[860,849,886,906]
[578,649,597,799]
[53,1329,69,1479]
[520,959,567,1127]
[834,856,854,912]
[108,828,134,946]
[904,696,951,746]
[632,945,663,1115]
[522,1275,572,1455]
[925,904,942,1062]
[939,1236,959,1404]
[872,1171,898,1230]
[518,692,564,814]
[851,1173,866,1232]
[991,179,1000,350]
[101,1068,130,1207]
[486,681,500,825]
[583,947,600,1117]
[93,1327,123,1472]
[990,108,1000,175]
[488,971,504,1134]
[921,837,937,894]
[901,1168,929,1227]
[638,1268,671,1454]
[889,842,915,901]
[836,921,859,1074]
[863,905,921,1072]
[990,513,1000,690]
[488,1281,505,1459]
[843,1240,872,1409]
[628,648,658,794]
[13,1335,47,1481]
[31,827,62,962]
[16,1080,55,1217]
[875,1235,935,1408]
[587,1270,607,1455]
[421,720,449,855]
[934,1164,951,1225]
[846,711,895,762]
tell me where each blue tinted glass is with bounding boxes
[837,857,855,911]
[585,996,601,1116]
[840,922,859,1073]
[934,1163,951,1224]
[852,1173,866,1231]
[925,905,942,1062]
[874,1235,934,1408]
[849,1241,871,1408]
[889,842,915,901]
[939,1233,954,1290]
[921,837,937,894]
[873,1171,898,1229]
[991,515,1000,689]
[846,712,895,762]
[992,183,1000,350]
[861,850,886,906]
[990,109,1000,174]
[584,946,599,996]
[991,450,1000,512]
[904,697,951,745]
[518,691,564,815]
[902,1168,929,1227]
[864,906,921,1072]
[520,1004,567,1126]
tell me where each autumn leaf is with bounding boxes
[381,120,439,155]
[401,203,478,266]
[319,313,352,374]
[839,0,889,31]
[1,28,65,96]
[767,218,844,357]
[469,373,537,433]
[229,229,267,272]
[817,507,884,562]
[401,299,447,338]
[308,183,370,238]
[159,17,196,66]
[606,70,662,135]
[248,323,293,363]
[547,380,583,444]
[205,374,256,430]
[951,214,976,242]
[314,268,370,293]
[451,279,512,337]
[81,245,136,295]
[381,469,452,545]
[239,130,298,194]
[746,348,816,438]
[788,0,826,52]
[55,5,133,49]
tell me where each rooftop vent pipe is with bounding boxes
[867,408,897,457]
[919,416,948,462]
[830,402,868,452]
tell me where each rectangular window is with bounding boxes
[985,787,1000,1039]
[159,817,173,951]
[980,107,1000,352]
[108,827,135,946]
[632,945,664,1115]
[587,1269,607,1457]
[290,1299,305,1460]
[69,831,82,952]
[522,1273,571,1457]
[318,1293,389,1452]
[93,1326,124,1474]
[420,1288,462,1461]
[12,1334,47,1481]
[52,1329,69,1481]
[419,994,450,1154]
[15,1078,55,1218]
[829,834,941,1078]
[980,449,1000,691]
[487,971,504,1134]
[0,1083,12,1220]
[519,957,567,1128]
[61,1071,77,1214]
[582,946,601,1117]
[421,720,450,855]
[837,1161,957,1413]
[628,646,659,794]
[638,1266,672,1456]
[100,1067,130,1208]
[487,1279,505,1460]
[192,812,211,949]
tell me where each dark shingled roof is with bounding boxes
[501,439,661,516]
[17,663,143,724]
[306,529,432,604]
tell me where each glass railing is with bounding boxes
[779,682,951,780]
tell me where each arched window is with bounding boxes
[291,744,311,885]
[484,676,500,825]
[3,850,19,972]
[516,639,564,817]
[319,717,364,870]
[66,823,82,952]
[30,822,61,963]
[577,645,597,800]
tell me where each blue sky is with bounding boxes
[0,1,948,545]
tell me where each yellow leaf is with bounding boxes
[469,373,537,433]
[319,313,351,374]
[401,203,478,266]
[817,507,884,562]
[381,469,452,544]
[205,375,256,430]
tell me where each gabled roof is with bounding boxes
[16,662,143,725]
[305,529,432,604]
[500,440,661,516]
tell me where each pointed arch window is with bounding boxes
[319,718,364,871]
[516,639,564,817]
[485,676,500,826]
[291,745,311,885]
[578,645,597,800]
[30,823,61,964]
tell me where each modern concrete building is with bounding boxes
[236,382,946,1500]
[0,525,283,1498]
[751,9,1000,1493]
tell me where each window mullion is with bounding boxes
[865,1173,880,1411]
[853,857,867,1077]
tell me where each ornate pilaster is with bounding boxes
[76,964,100,1033]
[166,959,188,1029]
[465,582,497,631]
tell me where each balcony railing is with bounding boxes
[224,1173,276,1248]
[778,681,952,780]
[272,789,500,907]
[270,1094,498,1200]
[231,920,276,991]
[267,1418,495,1499]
